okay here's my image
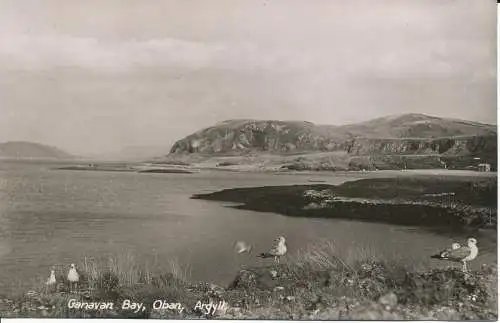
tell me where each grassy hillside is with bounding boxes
[165,114,497,171]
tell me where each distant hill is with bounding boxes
[170,114,496,153]
[168,113,497,170]
[334,113,496,139]
[0,141,74,159]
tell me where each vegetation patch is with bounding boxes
[0,243,496,320]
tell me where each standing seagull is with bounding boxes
[235,241,252,254]
[45,269,56,293]
[67,263,80,292]
[258,236,287,264]
[431,238,478,272]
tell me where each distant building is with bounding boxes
[478,163,491,172]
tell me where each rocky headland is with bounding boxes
[159,113,497,172]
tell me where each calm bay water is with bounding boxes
[0,160,496,294]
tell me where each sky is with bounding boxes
[0,0,496,155]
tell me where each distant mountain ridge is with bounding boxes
[0,141,73,159]
[333,113,495,139]
[170,113,496,154]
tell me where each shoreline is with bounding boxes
[53,160,497,177]
[191,176,497,232]
[55,165,197,174]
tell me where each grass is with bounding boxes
[161,141,497,172]
[0,242,496,320]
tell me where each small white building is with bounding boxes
[478,163,491,172]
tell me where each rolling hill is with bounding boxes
[0,141,74,159]
[167,114,497,171]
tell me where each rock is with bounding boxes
[229,270,257,290]
[303,202,321,210]
[229,267,281,290]
[378,292,398,308]
[209,283,225,296]
[349,303,401,320]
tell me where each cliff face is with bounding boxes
[169,119,340,154]
[0,141,73,159]
[344,136,496,157]
[169,115,496,166]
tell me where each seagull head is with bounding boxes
[467,238,477,247]
[275,236,286,243]
[70,263,76,269]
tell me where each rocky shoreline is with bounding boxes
[192,176,497,231]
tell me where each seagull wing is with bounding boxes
[267,240,283,256]
[258,240,279,258]
[433,245,471,261]
[235,241,251,254]
[445,246,472,261]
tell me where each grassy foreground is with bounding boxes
[0,243,497,320]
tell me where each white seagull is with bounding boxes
[258,236,287,264]
[431,238,478,272]
[67,263,80,292]
[235,241,252,254]
[45,269,56,292]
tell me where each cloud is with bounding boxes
[0,30,494,82]
[0,34,225,71]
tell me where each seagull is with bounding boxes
[235,241,252,254]
[45,269,56,292]
[258,236,287,264]
[67,263,80,292]
[431,238,478,272]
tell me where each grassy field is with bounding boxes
[157,149,497,172]
[192,175,497,231]
[0,243,496,320]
